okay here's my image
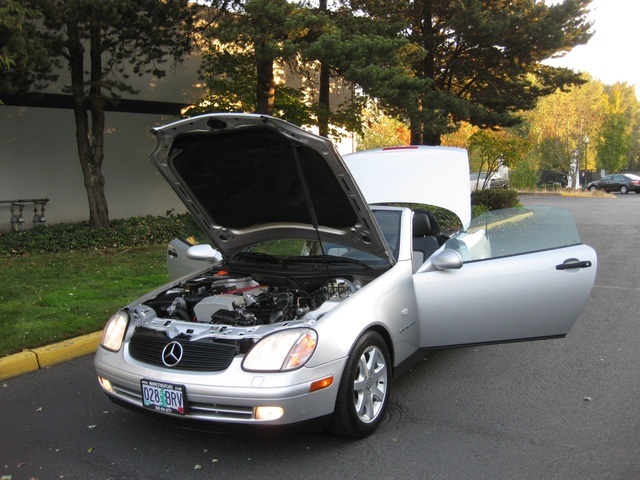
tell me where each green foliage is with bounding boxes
[603,83,640,171]
[468,129,529,175]
[195,0,594,147]
[596,113,631,173]
[0,213,201,257]
[472,204,490,218]
[523,79,640,176]
[31,0,197,96]
[195,0,313,122]
[471,189,521,212]
[354,0,594,144]
[508,159,541,190]
[536,136,573,172]
[192,38,314,125]
[0,1,53,95]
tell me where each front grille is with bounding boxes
[128,330,238,372]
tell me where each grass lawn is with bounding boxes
[0,245,169,357]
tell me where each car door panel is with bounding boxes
[412,205,597,349]
[414,244,596,348]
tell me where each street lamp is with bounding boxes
[583,135,589,185]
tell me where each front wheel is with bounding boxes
[328,331,391,438]
[621,185,629,194]
[589,185,598,192]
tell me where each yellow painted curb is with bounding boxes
[0,351,40,381]
[32,331,102,368]
[0,331,102,381]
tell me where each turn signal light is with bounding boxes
[309,376,333,392]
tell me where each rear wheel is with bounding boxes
[621,185,629,194]
[329,331,391,438]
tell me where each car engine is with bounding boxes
[143,271,360,327]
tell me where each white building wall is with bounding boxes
[0,105,189,232]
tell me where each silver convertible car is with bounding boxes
[94,113,597,438]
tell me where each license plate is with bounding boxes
[141,379,187,415]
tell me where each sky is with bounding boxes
[544,0,640,98]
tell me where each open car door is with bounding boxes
[414,206,597,348]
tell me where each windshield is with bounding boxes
[232,210,402,267]
[233,239,389,269]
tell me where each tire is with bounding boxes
[621,185,629,194]
[328,331,391,438]
[589,185,597,192]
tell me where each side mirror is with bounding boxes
[417,249,463,273]
[187,244,222,262]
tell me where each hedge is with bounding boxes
[0,212,202,257]
[471,188,520,211]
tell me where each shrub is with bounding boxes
[471,204,490,218]
[471,188,520,211]
[509,160,540,190]
[0,212,202,257]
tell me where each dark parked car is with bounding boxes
[538,170,568,189]
[587,174,640,194]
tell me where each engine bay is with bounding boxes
[143,270,364,328]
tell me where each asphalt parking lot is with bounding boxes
[1,194,639,480]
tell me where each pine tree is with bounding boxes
[350,0,594,145]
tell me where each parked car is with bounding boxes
[94,114,597,438]
[587,174,640,194]
[470,171,508,191]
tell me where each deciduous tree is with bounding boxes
[596,85,637,173]
[468,128,528,188]
[18,0,198,227]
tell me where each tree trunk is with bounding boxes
[423,128,441,146]
[317,0,330,137]
[255,44,275,115]
[318,62,330,137]
[410,0,441,146]
[410,118,422,145]
[67,19,110,228]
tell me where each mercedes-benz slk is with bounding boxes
[94,113,596,438]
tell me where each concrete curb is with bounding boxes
[0,331,102,381]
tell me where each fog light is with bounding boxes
[98,376,114,393]
[254,406,284,421]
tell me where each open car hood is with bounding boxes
[150,113,394,263]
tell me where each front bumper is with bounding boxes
[94,345,346,426]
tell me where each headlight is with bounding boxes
[100,311,129,352]
[242,328,317,372]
